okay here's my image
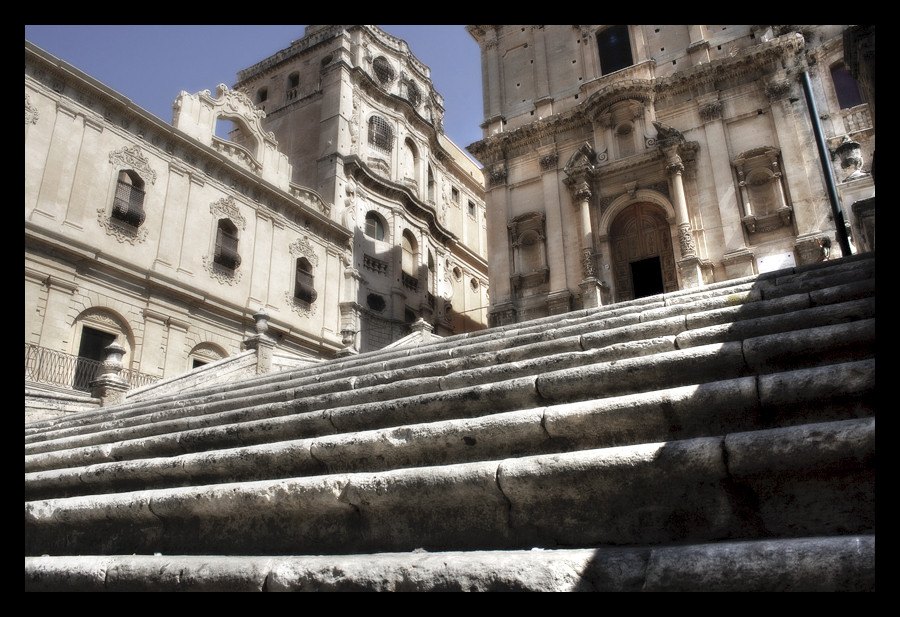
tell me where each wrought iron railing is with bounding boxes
[24,343,158,393]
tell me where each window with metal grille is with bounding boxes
[214,219,241,270]
[373,56,395,85]
[112,170,146,227]
[368,116,393,153]
[407,81,421,108]
[294,258,317,303]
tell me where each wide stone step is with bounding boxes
[22,291,875,459]
[24,417,874,557]
[24,534,876,591]
[23,314,875,475]
[24,358,874,500]
[24,255,874,441]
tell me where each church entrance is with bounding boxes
[609,202,678,302]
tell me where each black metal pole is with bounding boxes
[800,70,852,257]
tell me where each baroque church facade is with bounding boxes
[25,26,488,403]
[466,26,875,325]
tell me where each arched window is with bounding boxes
[373,56,395,85]
[597,26,634,75]
[294,257,317,304]
[406,80,421,108]
[402,230,418,290]
[112,170,146,227]
[214,219,241,270]
[428,166,435,202]
[365,211,386,241]
[368,116,393,153]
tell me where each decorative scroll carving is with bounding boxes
[582,247,596,278]
[699,100,723,122]
[678,222,697,257]
[285,291,316,318]
[97,208,149,244]
[25,94,39,124]
[765,78,792,102]
[109,146,157,185]
[539,152,558,171]
[202,254,242,285]
[289,236,319,267]
[488,163,507,187]
[209,196,246,230]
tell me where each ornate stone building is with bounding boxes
[467,25,875,325]
[25,26,490,409]
[233,26,489,352]
[26,41,352,392]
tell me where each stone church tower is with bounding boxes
[467,25,875,326]
[233,26,489,353]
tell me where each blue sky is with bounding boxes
[24,25,485,161]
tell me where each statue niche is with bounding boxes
[733,146,793,236]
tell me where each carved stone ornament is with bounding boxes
[582,247,596,278]
[25,94,39,124]
[109,146,157,185]
[97,208,149,244]
[289,236,319,267]
[285,291,316,318]
[489,164,507,187]
[209,196,246,230]
[202,254,242,285]
[678,222,697,257]
[765,78,792,102]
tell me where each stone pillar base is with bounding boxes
[578,280,605,309]
[90,375,129,407]
[547,290,573,315]
[721,248,756,279]
[676,256,705,290]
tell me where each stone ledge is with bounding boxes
[24,535,875,592]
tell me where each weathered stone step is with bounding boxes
[24,254,874,439]
[24,359,874,500]
[24,417,874,558]
[24,317,875,473]
[24,534,876,591]
[23,289,875,455]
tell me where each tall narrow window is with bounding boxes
[597,26,634,75]
[368,116,393,153]
[286,72,300,101]
[831,64,864,109]
[294,257,317,304]
[112,170,146,227]
[402,230,418,291]
[214,219,241,270]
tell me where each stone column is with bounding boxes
[662,145,703,289]
[90,342,130,407]
[571,180,603,308]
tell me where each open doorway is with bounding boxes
[631,256,665,299]
[73,326,116,391]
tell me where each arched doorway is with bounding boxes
[609,202,678,302]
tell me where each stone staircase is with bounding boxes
[24,253,876,591]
